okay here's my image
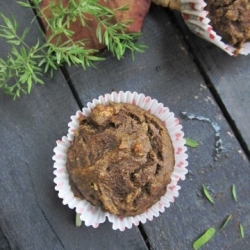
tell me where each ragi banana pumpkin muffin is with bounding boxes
[205,0,250,54]
[66,102,175,217]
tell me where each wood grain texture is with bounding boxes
[66,4,250,249]
[0,2,147,249]
[171,9,250,154]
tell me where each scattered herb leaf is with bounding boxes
[240,224,244,238]
[232,184,237,202]
[202,185,214,204]
[220,215,232,231]
[193,227,216,250]
[184,137,198,148]
[75,213,82,227]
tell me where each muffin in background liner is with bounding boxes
[52,91,188,231]
[153,0,250,56]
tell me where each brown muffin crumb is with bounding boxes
[66,102,175,217]
[205,0,250,54]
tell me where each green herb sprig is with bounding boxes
[0,0,146,99]
[193,227,216,250]
[240,224,244,238]
[202,185,215,204]
[220,215,232,231]
[232,184,237,202]
[75,213,82,227]
[184,137,198,148]
[93,4,146,60]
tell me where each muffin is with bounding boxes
[66,102,175,217]
[205,0,250,54]
[152,0,250,55]
[53,91,188,230]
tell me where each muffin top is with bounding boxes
[205,0,250,54]
[66,102,175,217]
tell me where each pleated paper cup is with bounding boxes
[152,0,250,56]
[52,91,188,231]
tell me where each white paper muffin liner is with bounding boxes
[52,91,188,231]
[180,0,250,56]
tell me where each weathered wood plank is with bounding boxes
[170,9,250,155]
[66,4,250,249]
[0,1,147,249]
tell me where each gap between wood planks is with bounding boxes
[164,8,250,162]
[138,224,153,250]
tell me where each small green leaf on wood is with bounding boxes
[240,224,244,238]
[184,137,199,148]
[193,227,216,250]
[232,184,237,202]
[220,215,232,231]
[202,185,214,204]
[75,213,82,227]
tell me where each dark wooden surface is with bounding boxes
[1,2,250,250]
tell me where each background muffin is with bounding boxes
[152,0,250,55]
[205,0,250,55]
